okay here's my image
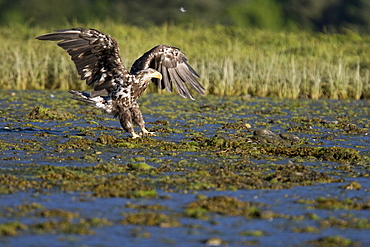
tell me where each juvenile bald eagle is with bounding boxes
[36,28,205,138]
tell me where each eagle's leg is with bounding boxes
[130,103,156,137]
[118,107,140,138]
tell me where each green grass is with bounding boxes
[1,22,370,99]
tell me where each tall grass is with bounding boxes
[1,22,369,99]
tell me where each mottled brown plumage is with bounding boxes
[36,28,205,138]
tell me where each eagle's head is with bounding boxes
[136,68,162,82]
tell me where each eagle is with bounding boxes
[36,28,205,138]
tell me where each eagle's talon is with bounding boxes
[141,129,156,136]
[131,132,141,139]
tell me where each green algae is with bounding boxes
[185,196,270,219]
[266,165,330,184]
[292,226,320,233]
[0,158,342,197]
[261,146,361,162]
[121,212,180,227]
[342,181,362,190]
[130,189,158,198]
[0,174,44,194]
[0,164,159,197]
[124,203,169,211]
[56,137,94,150]
[155,162,340,192]
[0,222,28,236]
[127,162,154,171]
[188,134,364,164]
[0,139,42,151]
[32,217,112,235]
[296,197,370,210]
[239,230,265,236]
[3,203,44,217]
[307,235,360,247]
[91,175,156,198]
[320,216,370,230]
[0,203,112,237]
[29,105,73,120]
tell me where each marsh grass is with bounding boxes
[1,22,369,99]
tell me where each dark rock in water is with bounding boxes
[252,129,282,144]
[252,129,300,145]
[280,133,300,143]
[253,129,277,137]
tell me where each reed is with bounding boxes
[0,22,369,99]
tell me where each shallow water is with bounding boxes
[0,90,369,247]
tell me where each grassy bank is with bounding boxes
[1,22,369,99]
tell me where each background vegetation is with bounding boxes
[0,0,369,99]
[1,0,370,33]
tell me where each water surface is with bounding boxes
[0,91,369,246]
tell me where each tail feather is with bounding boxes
[69,90,113,113]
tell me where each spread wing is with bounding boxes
[130,45,205,100]
[35,28,128,96]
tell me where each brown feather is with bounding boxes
[35,28,128,93]
[130,45,205,99]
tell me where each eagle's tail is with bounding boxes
[69,90,113,113]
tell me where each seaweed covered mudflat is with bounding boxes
[0,91,369,247]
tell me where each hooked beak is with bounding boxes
[151,71,162,80]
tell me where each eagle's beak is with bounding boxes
[151,71,162,80]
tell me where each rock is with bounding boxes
[252,129,282,144]
[280,133,300,142]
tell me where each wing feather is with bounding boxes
[130,45,205,99]
[169,68,192,99]
[36,28,128,93]
[161,65,172,92]
[177,63,204,94]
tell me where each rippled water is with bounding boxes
[0,91,369,247]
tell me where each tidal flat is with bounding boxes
[0,90,369,247]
